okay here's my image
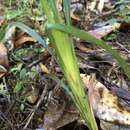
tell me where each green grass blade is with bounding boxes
[48,0,61,23]
[0,23,7,42]
[47,23,130,79]
[62,5,96,127]
[63,0,71,25]
[8,22,48,48]
[40,0,55,23]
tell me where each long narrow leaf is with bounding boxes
[48,0,61,23]
[0,23,7,42]
[8,22,48,48]
[63,0,71,25]
[47,23,130,79]
[62,2,97,126]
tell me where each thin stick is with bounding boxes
[23,85,47,129]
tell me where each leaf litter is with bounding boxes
[1,0,130,130]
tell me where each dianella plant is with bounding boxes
[40,0,130,130]
[40,0,98,130]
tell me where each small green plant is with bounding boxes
[40,0,98,130]
[104,31,117,41]
[4,0,43,22]
[4,0,31,20]
[13,80,23,93]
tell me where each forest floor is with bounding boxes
[0,0,130,130]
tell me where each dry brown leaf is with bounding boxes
[119,22,130,32]
[27,87,39,104]
[15,36,35,46]
[70,11,81,21]
[0,43,8,78]
[88,23,120,39]
[0,65,7,78]
[76,42,93,52]
[43,100,66,130]
[43,87,79,130]
[5,26,16,51]
[81,74,130,125]
[0,43,9,68]
[0,16,5,26]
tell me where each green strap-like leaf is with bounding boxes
[8,22,48,48]
[47,23,130,79]
[0,24,7,42]
[48,0,61,23]
[63,0,71,25]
